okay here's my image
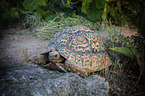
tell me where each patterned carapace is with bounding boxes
[42,25,112,72]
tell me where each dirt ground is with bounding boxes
[0,29,49,64]
[0,26,138,64]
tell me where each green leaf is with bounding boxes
[87,8,101,21]
[0,0,9,8]
[95,0,105,9]
[102,3,111,20]
[81,0,105,21]
[109,47,139,58]
[40,0,47,6]
[110,7,116,18]
[13,11,19,18]
[23,1,33,11]
[10,8,19,18]
[87,1,103,21]
[81,3,87,13]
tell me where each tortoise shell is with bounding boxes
[42,25,112,72]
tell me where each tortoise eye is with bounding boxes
[55,54,58,57]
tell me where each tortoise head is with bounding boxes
[49,51,64,63]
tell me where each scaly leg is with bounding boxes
[44,62,67,73]
[65,60,88,78]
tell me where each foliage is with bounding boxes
[22,13,41,28]
[104,26,143,58]
[101,26,144,70]
[0,0,144,29]
[0,0,55,29]
[80,0,105,21]
[109,47,140,58]
[102,0,142,26]
[102,0,122,24]
[47,0,105,21]
[0,0,22,27]
[103,28,130,48]
[0,0,105,28]
[99,26,145,95]
[22,0,52,19]
[62,0,78,8]
[35,12,100,39]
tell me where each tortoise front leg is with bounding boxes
[65,60,88,78]
[44,62,68,73]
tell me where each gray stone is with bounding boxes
[0,63,109,96]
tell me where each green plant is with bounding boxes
[103,26,143,61]
[60,0,105,21]
[22,13,41,28]
[102,0,141,26]
[0,0,22,28]
[80,0,105,21]
[62,0,78,8]
[99,26,145,95]
[35,12,101,39]
[23,0,52,19]
[21,48,29,61]
[109,47,135,58]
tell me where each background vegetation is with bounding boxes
[0,0,144,29]
[0,0,145,95]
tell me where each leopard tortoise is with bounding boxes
[34,25,112,77]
